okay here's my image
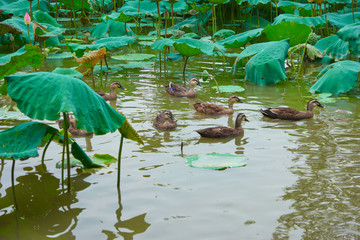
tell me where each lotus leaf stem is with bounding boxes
[297,42,308,75]
[183,56,189,78]
[114,0,117,12]
[156,2,161,39]
[41,132,56,170]
[171,3,174,30]
[11,158,18,209]
[117,135,124,188]
[27,26,31,45]
[63,112,71,192]
[71,0,78,38]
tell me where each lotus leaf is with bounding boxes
[288,43,324,60]
[160,0,187,12]
[90,20,136,39]
[337,23,360,57]
[52,68,83,79]
[0,122,57,160]
[137,35,158,41]
[315,35,349,61]
[245,16,271,29]
[182,33,201,39]
[263,21,311,47]
[211,85,245,92]
[324,12,360,28]
[5,72,126,135]
[186,153,248,170]
[237,0,271,5]
[56,153,116,169]
[0,0,49,16]
[189,2,212,13]
[217,28,263,49]
[67,36,136,57]
[46,52,74,60]
[173,37,225,57]
[245,39,290,85]
[33,10,62,28]
[119,0,165,17]
[111,53,155,61]
[213,29,235,39]
[101,11,134,22]
[116,61,154,69]
[277,1,312,16]
[0,45,44,93]
[118,111,144,145]
[59,0,91,10]
[0,22,22,36]
[273,14,325,28]
[310,60,360,95]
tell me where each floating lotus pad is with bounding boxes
[52,68,83,79]
[111,53,155,61]
[186,153,248,170]
[46,52,74,60]
[211,85,245,92]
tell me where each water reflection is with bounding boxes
[0,165,92,239]
[102,189,150,240]
[273,112,360,238]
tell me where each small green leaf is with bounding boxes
[111,53,155,61]
[186,153,248,170]
[211,85,245,93]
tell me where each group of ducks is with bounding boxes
[153,77,326,138]
[58,77,326,139]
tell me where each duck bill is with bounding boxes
[245,118,250,122]
[120,86,127,90]
[319,104,325,108]
[170,116,177,122]
[197,82,203,88]
[238,99,244,103]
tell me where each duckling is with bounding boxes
[95,81,126,101]
[259,99,325,120]
[193,95,244,115]
[164,77,203,98]
[196,113,249,138]
[153,110,177,130]
[58,115,93,137]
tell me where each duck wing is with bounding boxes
[196,126,240,138]
[95,90,106,97]
[260,107,303,119]
[193,102,226,114]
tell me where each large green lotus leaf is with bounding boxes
[237,0,271,5]
[173,38,225,57]
[0,45,44,94]
[0,122,58,160]
[151,38,175,51]
[160,0,187,12]
[277,1,313,16]
[118,111,144,145]
[186,153,248,170]
[0,0,48,16]
[324,12,360,28]
[148,15,204,36]
[52,67,83,79]
[58,0,91,10]
[309,60,360,95]
[217,28,263,49]
[315,35,349,61]
[232,41,280,71]
[263,21,311,46]
[67,36,136,57]
[5,72,126,135]
[189,2,212,13]
[0,22,22,36]
[119,0,166,17]
[245,16,271,29]
[273,14,325,27]
[101,11,134,22]
[245,39,290,85]
[90,20,136,39]
[213,29,235,39]
[111,53,155,61]
[33,10,62,28]
[337,22,360,41]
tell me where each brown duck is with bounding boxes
[193,95,244,115]
[164,77,203,98]
[153,110,177,130]
[259,99,325,120]
[58,115,93,137]
[196,113,249,138]
[95,81,126,101]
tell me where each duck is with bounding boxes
[193,95,244,115]
[95,81,126,101]
[164,77,203,98]
[196,113,249,138]
[259,99,325,120]
[153,110,177,130]
[58,115,93,137]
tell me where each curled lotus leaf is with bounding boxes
[315,35,350,61]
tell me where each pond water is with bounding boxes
[0,43,360,240]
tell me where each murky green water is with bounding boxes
[0,44,360,239]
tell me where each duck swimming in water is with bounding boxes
[164,77,203,98]
[193,95,244,115]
